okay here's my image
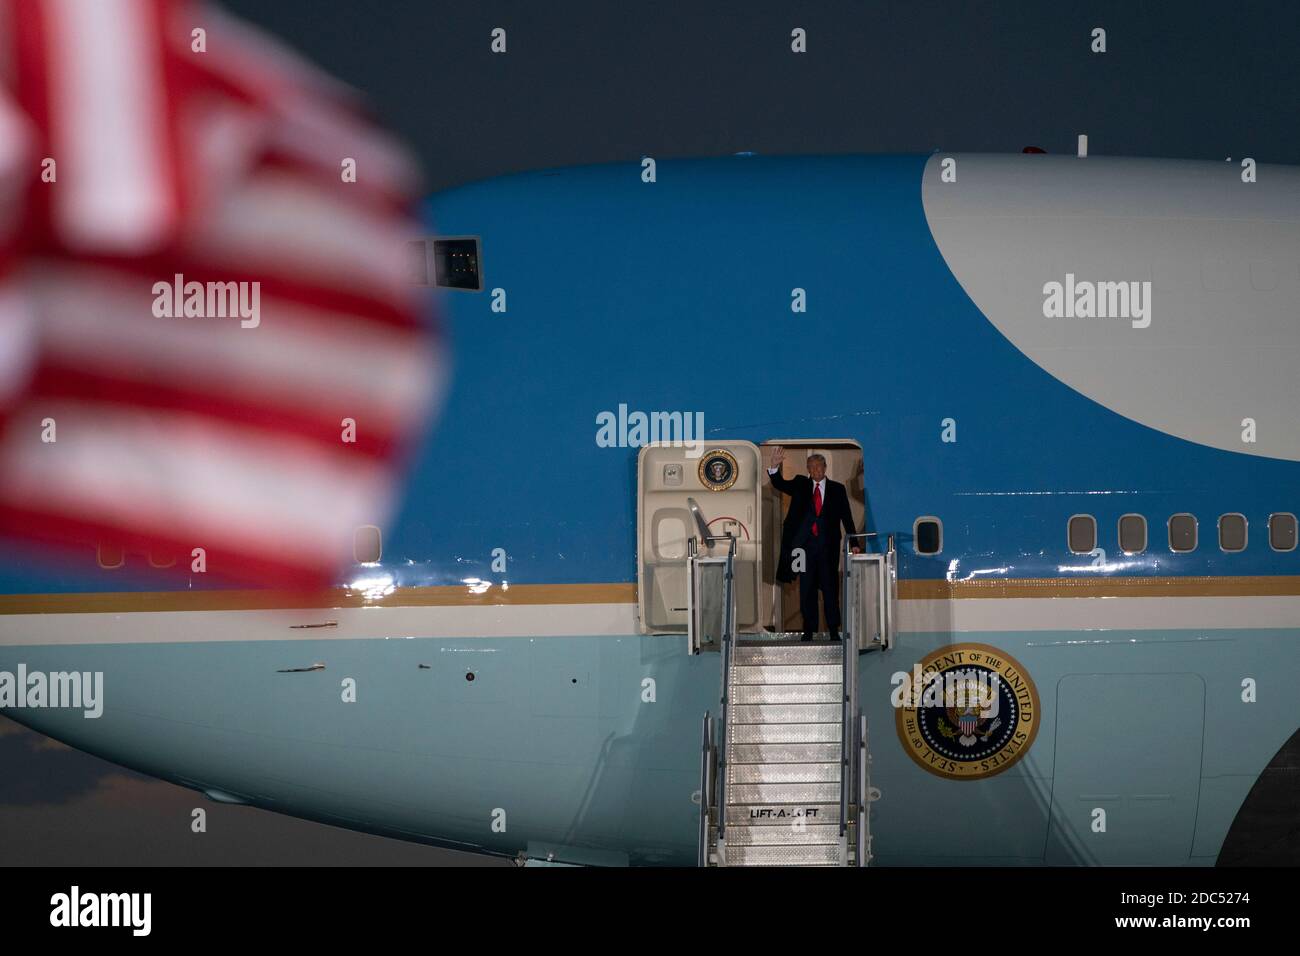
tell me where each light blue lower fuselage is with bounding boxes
[5,624,1297,866]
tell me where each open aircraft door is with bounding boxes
[636,441,762,650]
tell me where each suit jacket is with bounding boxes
[769,470,857,583]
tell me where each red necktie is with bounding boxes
[812,483,822,536]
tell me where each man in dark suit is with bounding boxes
[768,447,858,641]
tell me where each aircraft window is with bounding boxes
[1218,513,1247,553]
[1168,514,1197,553]
[652,512,690,561]
[96,542,124,569]
[1067,514,1096,554]
[1269,513,1297,552]
[1118,514,1147,554]
[914,517,942,555]
[354,525,382,564]
[432,237,482,291]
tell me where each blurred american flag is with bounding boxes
[0,0,440,586]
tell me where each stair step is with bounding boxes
[728,762,840,785]
[731,664,842,685]
[730,703,841,724]
[734,803,839,826]
[733,644,842,665]
[732,683,841,705]
[723,843,843,867]
[710,634,856,867]
[724,824,842,847]
[729,723,842,744]
[727,781,841,804]
[729,742,842,764]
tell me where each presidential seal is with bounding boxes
[698,449,739,491]
[893,643,1039,780]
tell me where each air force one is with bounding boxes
[2,152,1299,867]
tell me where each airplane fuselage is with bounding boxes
[3,153,1299,865]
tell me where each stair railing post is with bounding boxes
[884,533,897,648]
[686,536,699,655]
[715,536,736,846]
[857,711,868,866]
[839,533,871,843]
[698,711,713,866]
[840,620,850,841]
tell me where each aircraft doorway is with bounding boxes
[759,440,866,634]
[635,439,865,638]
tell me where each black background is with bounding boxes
[3,0,1299,866]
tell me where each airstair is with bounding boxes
[691,520,896,867]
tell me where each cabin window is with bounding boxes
[432,237,482,290]
[354,525,382,564]
[914,517,942,555]
[1067,514,1096,554]
[1168,514,1197,553]
[1269,513,1297,552]
[96,542,124,570]
[1218,513,1247,553]
[1118,514,1147,554]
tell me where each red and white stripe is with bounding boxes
[39,0,178,252]
[0,0,441,586]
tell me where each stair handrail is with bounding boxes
[714,535,737,844]
[698,711,713,866]
[856,711,868,866]
[839,533,874,840]
[884,533,897,648]
[842,531,880,649]
[840,615,852,839]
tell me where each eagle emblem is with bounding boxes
[894,644,1039,780]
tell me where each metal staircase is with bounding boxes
[711,640,858,865]
[693,527,894,867]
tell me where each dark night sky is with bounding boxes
[3,0,1299,866]
[232,0,1300,189]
